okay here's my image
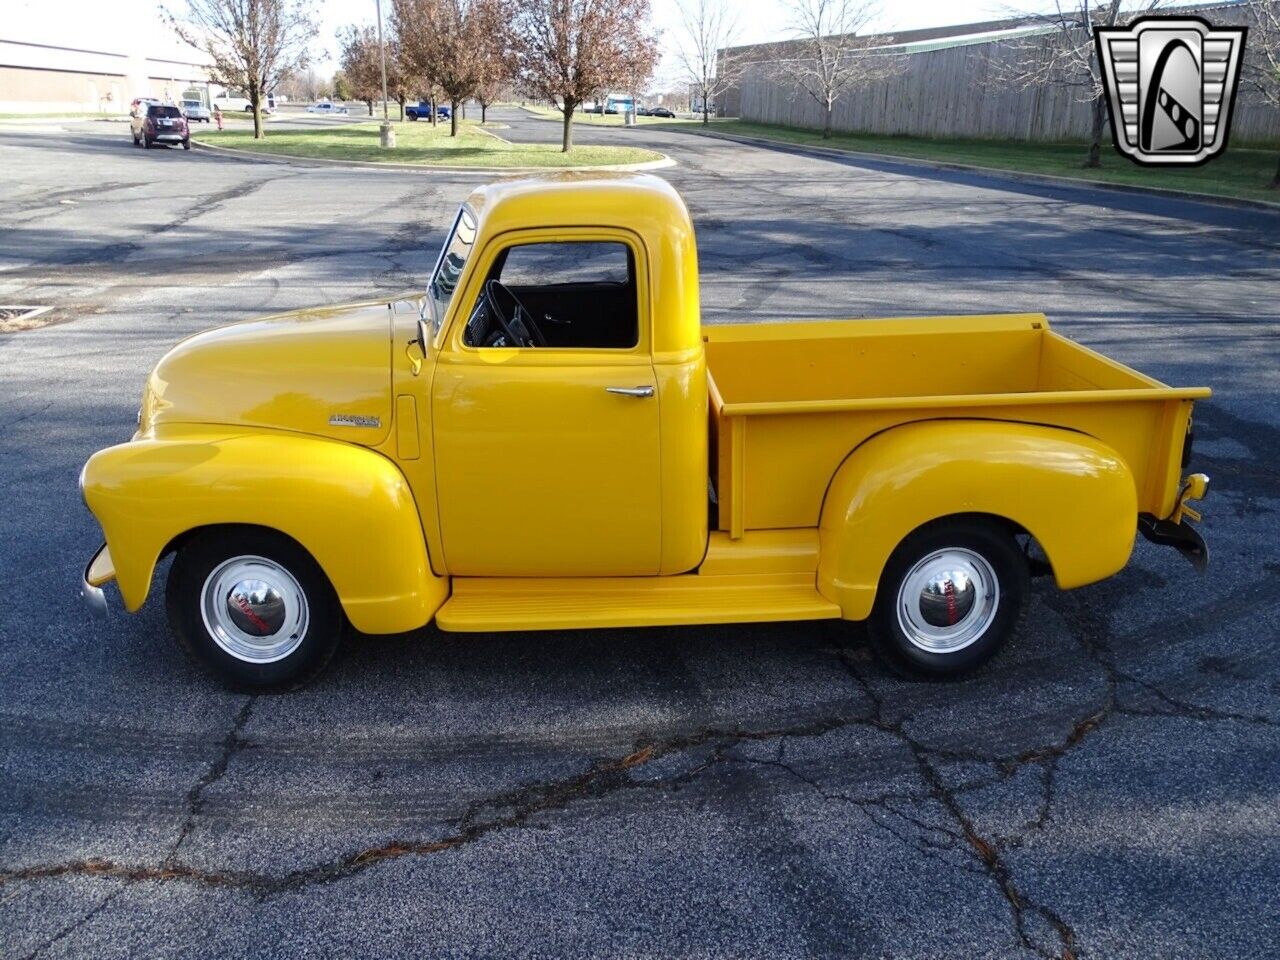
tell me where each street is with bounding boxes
[2,106,1278,959]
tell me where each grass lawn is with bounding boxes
[699,120,1280,204]
[521,105,692,126]
[194,120,662,168]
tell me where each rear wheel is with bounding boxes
[166,528,343,691]
[867,518,1028,679]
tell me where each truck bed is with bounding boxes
[705,314,1210,537]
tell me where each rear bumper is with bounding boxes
[1138,472,1211,572]
[1139,514,1208,572]
[81,543,115,616]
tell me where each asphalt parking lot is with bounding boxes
[1,106,1278,959]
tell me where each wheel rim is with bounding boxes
[200,555,309,663]
[896,548,1000,654]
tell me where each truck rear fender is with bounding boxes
[817,420,1137,620]
[81,427,447,634]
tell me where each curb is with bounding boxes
[684,128,1280,213]
[191,135,676,174]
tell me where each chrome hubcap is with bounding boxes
[897,548,1000,654]
[200,556,308,663]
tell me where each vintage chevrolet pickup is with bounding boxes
[80,174,1212,689]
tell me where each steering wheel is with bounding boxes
[485,279,546,348]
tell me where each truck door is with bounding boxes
[431,231,662,576]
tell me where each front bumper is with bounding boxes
[81,543,115,617]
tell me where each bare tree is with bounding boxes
[167,0,317,139]
[512,0,659,151]
[1242,0,1280,187]
[474,0,518,124]
[338,25,382,116]
[774,0,898,139]
[675,0,744,125]
[395,0,504,136]
[995,1,1162,168]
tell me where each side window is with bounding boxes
[465,241,638,350]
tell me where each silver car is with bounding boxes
[181,99,212,123]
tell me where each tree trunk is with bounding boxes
[450,101,459,137]
[702,103,709,125]
[250,85,264,140]
[561,103,574,152]
[481,102,487,124]
[366,100,373,117]
[1085,95,1105,168]
[823,101,833,139]
[398,97,405,122]
[431,97,438,127]
[1271,152,1280,189]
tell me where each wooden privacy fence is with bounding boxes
[737,29,1280,145]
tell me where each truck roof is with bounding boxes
[463,172,688,232]
[462,173,702,357]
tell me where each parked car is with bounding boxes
[305,101,348,115]
[181,99,211,122]
[648,107,675,119]
[404,101,451,121]
[79,174,1212,690]
[131,102,189,150]
[212,93,275,113]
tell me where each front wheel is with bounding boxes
[867,518,1029,679]
[166,528,344,690]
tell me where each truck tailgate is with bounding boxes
[705,314,1209,537]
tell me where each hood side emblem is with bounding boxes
[329,414,382,429]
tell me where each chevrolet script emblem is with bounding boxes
[329,414,381,428]
[1095,16,1247,167]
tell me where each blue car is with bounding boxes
[406,101,451,121]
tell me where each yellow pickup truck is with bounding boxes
[79,174,1212,689]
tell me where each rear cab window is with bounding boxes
[468,240,639,350]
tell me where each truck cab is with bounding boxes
[80,174,1212,690]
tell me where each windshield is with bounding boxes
[426,207,476,332]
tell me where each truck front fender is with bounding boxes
[81,426,447,634]
[818,420,1137,620]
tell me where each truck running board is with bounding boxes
[435,572,841,633]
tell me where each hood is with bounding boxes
[142,300,393,446]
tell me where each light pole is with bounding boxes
[375,0,395,148]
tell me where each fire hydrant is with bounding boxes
[214,105,223,131]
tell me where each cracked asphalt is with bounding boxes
[1,107,1278,959]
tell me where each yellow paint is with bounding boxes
[707,314,1207,531]
[436,571,838,632]
[142,299,393,446]
[80,174,1211,638]
[80,425,446,633]
[818,420,1139,619]
[395,395,420,460]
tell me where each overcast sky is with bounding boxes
[10,0,1032,85]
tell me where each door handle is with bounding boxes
[605,386,655,398]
